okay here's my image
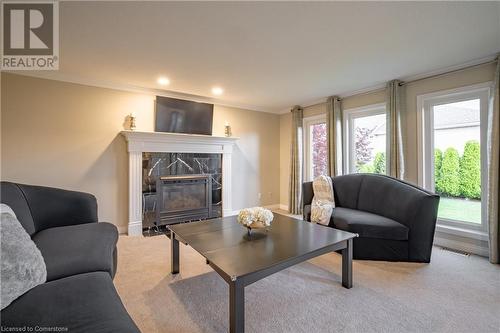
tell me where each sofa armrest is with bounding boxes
[407,195,440,262]
[303,204,311,221]
[302,181,313,208]
[18,183,98,233]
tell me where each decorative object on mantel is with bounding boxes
[237,207,274,236]
[129,112,136,131]
[224,121,232,137]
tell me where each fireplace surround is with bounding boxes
[121,131,238,236]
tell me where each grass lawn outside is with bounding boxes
[438,197,481,224]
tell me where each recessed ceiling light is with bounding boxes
[157,77,170,86]
[211,86,224,96]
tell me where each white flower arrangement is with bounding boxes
[237,207,274,229]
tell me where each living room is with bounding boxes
[1,2,499,333]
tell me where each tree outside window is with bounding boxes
[352,113,386,174]
[311,123,327,179]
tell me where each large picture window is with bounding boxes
[343,103,387,174]
[417,83,490,232]
[303,115,327,181]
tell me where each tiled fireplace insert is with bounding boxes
[142,152,222,229]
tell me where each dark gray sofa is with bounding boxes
[303,174,440,262]
[0,182,140,332]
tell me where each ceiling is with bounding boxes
[22,1,500,113]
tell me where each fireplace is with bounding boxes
[156,175,212,225]
[121,130,237,236]
[142,152,222,230]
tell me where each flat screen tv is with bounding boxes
[155,96,213,135]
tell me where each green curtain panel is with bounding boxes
[289,105,304,215]
[326,96,343,177]
[386,80,405,179]
[487,55,500,264]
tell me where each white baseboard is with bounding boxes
[229,209,241,216]
[434,235,489,257]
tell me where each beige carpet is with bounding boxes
[114,235,500,333]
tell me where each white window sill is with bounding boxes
[435,223,488,241]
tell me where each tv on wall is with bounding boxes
[155,96,213,135]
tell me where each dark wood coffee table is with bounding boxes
[168,214,357,333]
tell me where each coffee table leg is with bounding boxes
[341,238,353,289]
[229,279,244,333]
[171,233,179,274]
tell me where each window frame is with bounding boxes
[303,114,327,182]
[416,82,492,234]
[343,103,387,174]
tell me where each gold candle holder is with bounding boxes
[224,122,232,137]
[129,113,136,131]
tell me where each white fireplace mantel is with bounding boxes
[121,130,238,236]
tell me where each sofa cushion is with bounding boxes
[0,272,140,333]
[33,222,118,282]
[332,207,409,240]
[1,203,17,218]
[331,174,364,209]
[356,174,432,228]
[17,183,98,233]
[1,212,47,310]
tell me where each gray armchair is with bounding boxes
[1,182,139,332]
[303,174,440,262]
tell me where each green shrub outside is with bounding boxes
[358,163,375,173]
[436,148,461,197]
[459,141,481,199]
[356,152,385,174]
[373,152,385,174]
[354,143,480,200]
[433,141,481,200]
[434,149,443,194]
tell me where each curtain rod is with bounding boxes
[316,57,497,104]
[337,87,385,101]
[399,58,497,86]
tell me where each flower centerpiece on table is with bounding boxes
[237,207,274,234]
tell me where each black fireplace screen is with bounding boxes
[156,175,212,225]
[142,152,222,229]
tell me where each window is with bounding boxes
[304,115,327,181]
[343,103,387,174]
[417,83,490,232]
